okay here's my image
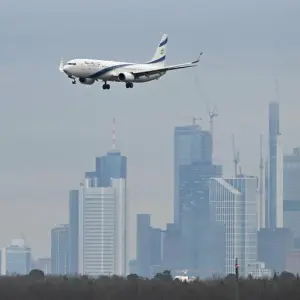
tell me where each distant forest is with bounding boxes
[0,269,299,300]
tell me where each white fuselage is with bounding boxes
[63,59,165,83]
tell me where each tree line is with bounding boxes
[0,269,299,300]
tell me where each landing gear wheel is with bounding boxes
[102,83,110,90]
[126,82,133,88]
[72,80,76,84]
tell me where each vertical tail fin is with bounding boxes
[147,34,168,66]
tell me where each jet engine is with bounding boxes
[118,72,135,82]
[79,78,95,85]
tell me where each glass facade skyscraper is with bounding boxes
[51,224,69,275]
[267,101,283,228]
[173,122,223,276]
[210,176,258,277]
[78,178,127,277]
[209,178,243,275]
[174,124,212,226]
[77,141,128,276]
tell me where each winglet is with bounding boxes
[59,58,64,72]
[192,52,203,64]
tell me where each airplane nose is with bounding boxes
[63,65,68,73]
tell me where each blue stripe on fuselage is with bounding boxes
[147,55,166,64]
[90,63,134,78]
[159,38,168,47]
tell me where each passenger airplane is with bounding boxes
[59,34,202,90]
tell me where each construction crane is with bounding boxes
[232,134,240,177]
[207,105,218,160]
[207,105,218,138]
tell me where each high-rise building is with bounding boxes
[209,178,243,275]
[78,177,127,277]
[174,123,212,226]
[136,214,151,277]
[136,214,163,277]
[179,162,222,275]
[69,189,79,274]
[79,119,128,276]
[51,224,69,275]
[283,147,300,249]
[162,223,184,273]
[3,239,31,275]
[209,177,258,277]
[266,101,283,228]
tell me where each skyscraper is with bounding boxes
[136,214,163,277]
[51,224,69,275]
[79,119,128,276]
[179,162,222,275]
[174,123,213,226]
[209,178,242,275]
[69,190,79,274]
[226,177,258,274]
[136,214,151,277]
[78,177,127,277]
[267,101,283,228]
[283,147,300,248]
[210,176,258,277]
[3,239,31,275]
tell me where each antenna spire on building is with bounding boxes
[232,134,240,177]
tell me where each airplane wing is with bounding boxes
[133,52,202,78]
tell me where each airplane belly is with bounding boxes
[135,73,162,83]
[97,73,113,81]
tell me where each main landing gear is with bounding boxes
[102,82,110,90]
[101,81,134,90]
[126,82,133,88]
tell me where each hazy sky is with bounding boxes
[0,0,300,259]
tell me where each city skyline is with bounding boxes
[1,0,300,261]
[0,98,297,276]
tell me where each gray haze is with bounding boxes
[0,0,300,259]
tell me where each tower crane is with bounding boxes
[207,105,218,138]
[207,105,218,160]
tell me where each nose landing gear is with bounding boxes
[68,76,76,84]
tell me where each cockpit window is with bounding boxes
[67,62,76,65]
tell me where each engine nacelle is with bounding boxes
[79,78,95,85]
[118,72,135,82]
